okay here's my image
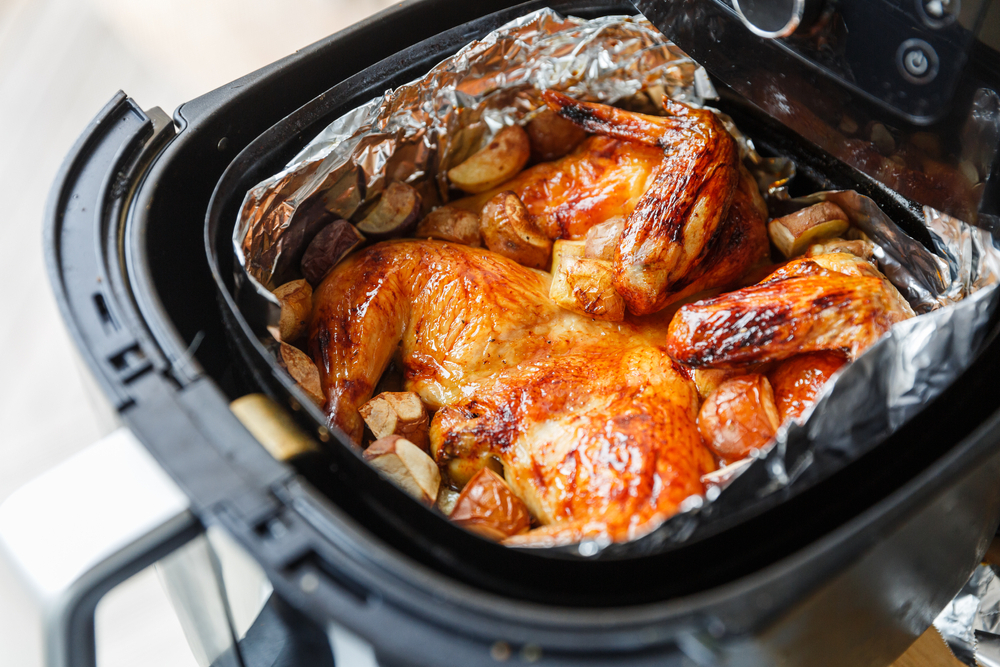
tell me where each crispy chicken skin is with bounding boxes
[543,91,743,315]
[455,94,761,316]
[665,254,915,368]
[452,134,664,240]
[309,240,715,545]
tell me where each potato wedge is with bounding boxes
[278,343,324,406]
[358,391,430,452]
[698,374,780,465]
[356,181,422,238]
[583,217,625,261]
[480,191,552,269]
[448,125,530,194]
[768,351,846,423]
[414,206,482,246]
[806,237,876,262]
[450,467,531,540]
[300,219,365,286]
[768,202,850,258]
[549,238,586,273]
[364,435,441,505]
[526,109,587,162]
[272,279,312,343]
[550,255,625,321]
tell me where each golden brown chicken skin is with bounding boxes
[309,239,715,545]
[665,255,914,369]
[452,134,664,240]
[543,91,743,315]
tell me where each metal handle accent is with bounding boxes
[732,0,822,39]
[0,428,200,667]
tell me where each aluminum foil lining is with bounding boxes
[935,564,1000,666]
[231,8,1000,556]
[235,10,723,292]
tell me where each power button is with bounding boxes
[896,39,939,84]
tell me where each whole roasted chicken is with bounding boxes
[305,94,915,546]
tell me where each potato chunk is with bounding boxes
[363,435,441,505]
[550,254,625,321]
[358,391,430,452]
[526,109,587,162]
[278,343,324,406]
[356,181,422,238]
[480,191,552,269]
[414,206,482,246]
[697,374,780,465]
[450,467,531,540]
[300,219,365,286]
[768,202,850,258]
[448,125,531,194]
[272,279,312,343]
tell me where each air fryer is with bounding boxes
[3,1,1000,666]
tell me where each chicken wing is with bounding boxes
[543,91,743,315]
[665,255,914,368]
[309,239,715,545]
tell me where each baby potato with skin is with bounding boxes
[768,351,847,423]
[698,374,781,464]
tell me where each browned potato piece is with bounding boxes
[549,238,585,273]
[356,181,422,238]
[526,109,587,162]
[806,237,876,262]
[358,391,430,452]
[363,435,441,505]
[583,217,625,261]
[480,191,552,269]
[692,368,744,400]
[550,255,625,321]
[414,206,482,247]
[300,219,365,286]
[278,343,324,406]
[697,374,780,465]
[448,125,531,194]
[768,351,846,423]
[450,467,531,541]
[272,279,312,342]
[768,202,850,258]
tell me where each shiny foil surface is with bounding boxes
[231,9,1000,555]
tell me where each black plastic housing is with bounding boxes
[44,0,1000,665]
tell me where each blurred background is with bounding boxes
[0,0,393,664]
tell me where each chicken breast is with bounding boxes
[309,240,715,545]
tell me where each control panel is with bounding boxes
[727,0,990,123]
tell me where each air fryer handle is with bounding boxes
[0,428,200,667]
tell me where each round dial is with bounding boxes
[732,0,823,38]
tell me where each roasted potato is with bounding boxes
[364,435,441,505]
[272,279,312,343]
[277,343,324,406]
[449,467,531,541]
[526,109,587,162]
[550,255,625,321]
[768,351,846,423]
[448,125,531,194]
[358,391,430,452]
[479,191,552,269]
[697,374,780,464]
[431,406,504,488]
[300,219,365,286]
[768,202,850,258]
[356,181,422,238]
[414,206,482,246]
[806,237,876,262]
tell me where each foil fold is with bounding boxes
[232,8,1000,557]
[935,565,1000,666]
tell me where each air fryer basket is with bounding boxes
[34,0,1000,665]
